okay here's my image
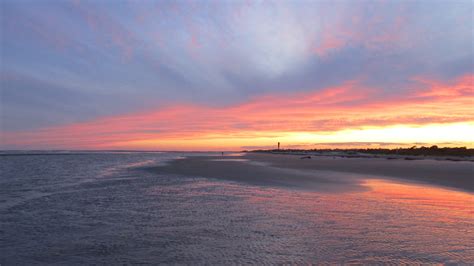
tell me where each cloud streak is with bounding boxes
[1,0,472,149]
[2,74,472,150]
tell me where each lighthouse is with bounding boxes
[278,142,280,150]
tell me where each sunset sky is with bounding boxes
[1,0,473,150]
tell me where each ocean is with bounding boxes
[1,151,473,264]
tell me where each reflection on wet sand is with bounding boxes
[153,154,474,263]
[240,178,474,263]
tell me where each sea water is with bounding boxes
[1,151,473,264]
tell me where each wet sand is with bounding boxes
[153,153,474,192]
[245,153,474,192]
[153,156,368,193]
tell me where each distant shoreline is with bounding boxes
[247,146,474,162]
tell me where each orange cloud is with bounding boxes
[2,75,473,150]
[413,74,473,98]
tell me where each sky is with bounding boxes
[1,0,473,150]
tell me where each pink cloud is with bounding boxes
[73,1,137,61]
[2,74,473,149]
[312,6,408,57]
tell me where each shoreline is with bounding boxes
[249,150,474,162]
[151,153,474,193]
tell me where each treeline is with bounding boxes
[251,146,474,157]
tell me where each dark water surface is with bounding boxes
[1,152,473,264]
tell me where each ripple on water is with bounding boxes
[1,153,473,264]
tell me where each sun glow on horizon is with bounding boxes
[286,122,474,145]
[102,122,473,151]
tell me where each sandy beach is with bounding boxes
[153,152,474,192]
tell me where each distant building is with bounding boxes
[278,142,280,150]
